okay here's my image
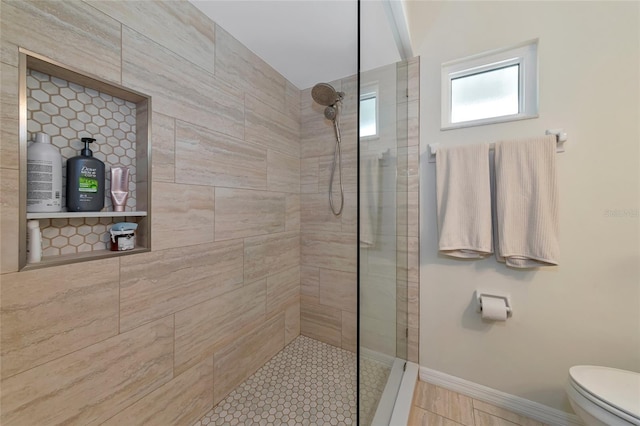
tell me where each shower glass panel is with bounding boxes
[358,59,409,425]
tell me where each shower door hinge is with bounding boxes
[406,88,409,98]
[406,328,408,338]
[403,362,407,372]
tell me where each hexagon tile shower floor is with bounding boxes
[193,336,357,426]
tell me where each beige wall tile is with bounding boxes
[1,63,19,170]
[103,358,213,426]
[285,194,300,231]
[473,400,547,426]
[214,187,285,240]
[319,268,356,313]
[87,0,215,75]
[300,265,320,299]
[175,120,267,190]
[120,240,244,332]
[300,157,319,193]
[266,265,300,315]
[414,381,475,426]
[408,326,419,363]
[1,317,174,426]
[245,94,299,156]
[215,26,286,111]
[174,279,266,375]
[213,314,285,404]
[0,168,19,273]
[152,182,214,251]
[122,26,244,140]
[408,57,420,103]
[408,280,419,329]
[1,0,121,81]
[300,298,342,347]
[285,300,301,345]
[318,150,357,194]
[301,231,357,273]
[1,259,119,378]
[341,311,357,352]
[300,193,342,233]
[267,149,300,193]
[151,112,175,183]
[408,99,420,145]
[284,80,301,123]
[244,231,300,282]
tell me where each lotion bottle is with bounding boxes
[27,132,62,212]
[66,137,105,212]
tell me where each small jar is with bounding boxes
[110,229,135,251]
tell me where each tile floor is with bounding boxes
[193,336,357,426]
[359,356,392,425]
[409,380,550,426]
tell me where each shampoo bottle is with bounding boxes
[66,137,105,212]
[27,132,62,212]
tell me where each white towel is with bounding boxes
[360,156,380,247]
[436,143,493,258]
[494,135,559,268]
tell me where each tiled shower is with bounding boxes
[0,1,418,425]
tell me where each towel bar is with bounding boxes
[428,129,568,163]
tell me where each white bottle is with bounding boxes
[27,132,62,212]
[27,220,42,263]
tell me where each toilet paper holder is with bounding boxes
[476,292,513,318]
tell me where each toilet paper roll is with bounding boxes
[481,296,508,321]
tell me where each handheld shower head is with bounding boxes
[324,106,337,121]
[311,83,344,107]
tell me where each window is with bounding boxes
[441,40,538,129]
[360,88,378,138]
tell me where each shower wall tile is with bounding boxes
[245,94,300,156]
[174,279,267,375]
[341,311,357,352]
[300,193,343,232]
[102,358,213,426]
[119,240,244,332]
[285,80,302,123]
[214,187,285,240]
[301,266,320,300]
[285,193,300,231]
[319,268,357,313]
[213,314,285,404]
[0,0,121,81]
[152,112,176,183]
[301,157,319,193]
[87,0,216,75]
[266,266,300,315]
[0,168,19,273]
[122,26,244,140]
[267,150,300,193]
[243,231,300,282]
[176,120,267,190]
[1,259,119,379]
[1,63,19,170]
[214,26,286,111]
[301,231,357,273]
[1,317,174,426]
[318,150,358,193]
[300,297,342,347]
[285,300,301,345]
[152,182,215,251]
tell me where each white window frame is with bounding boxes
[441,39,539,130]
[360,84,379,140]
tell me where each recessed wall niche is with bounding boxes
[19,49,152,270]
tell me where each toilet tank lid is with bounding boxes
[570,365,640,420]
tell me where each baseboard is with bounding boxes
[419,366,584,426]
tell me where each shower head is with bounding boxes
[311,83,344,107]
[324,106,337,121]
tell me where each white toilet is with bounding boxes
[567,365,640,426]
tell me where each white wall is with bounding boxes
[360,0,402,72]
[408,1,640,412]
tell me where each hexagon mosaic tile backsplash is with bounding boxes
[27,69,140,256]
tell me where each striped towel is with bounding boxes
[494,135,559,268]
[436,143,493,258]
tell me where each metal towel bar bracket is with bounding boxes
[428,128,568,163]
